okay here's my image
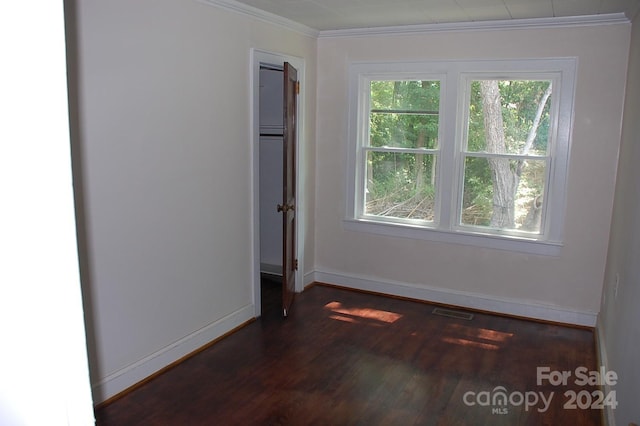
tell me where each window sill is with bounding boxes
[343,218,562,256]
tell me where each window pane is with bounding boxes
[369,80,440,149]
[371,80,440,111]
[365,151,436,222]
[467,80,552,155]
[369,113,438,149]
[461,156,546,233]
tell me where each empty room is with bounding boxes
[2,0,639,425]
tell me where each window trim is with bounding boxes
[345,58,577,256]
[454,73,560,241]
[358,75,446,225]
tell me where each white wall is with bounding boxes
[72,0,316,402]
[0,1,94,424]
[599,11,640,426]
[314,22,630,325]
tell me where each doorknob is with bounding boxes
[277,204,295,213]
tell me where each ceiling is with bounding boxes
[232,0,640,31]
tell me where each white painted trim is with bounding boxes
[92,304,255,404]
[196,0,318,38]
[304,271,316,288]
[319,13,630,38]
[260,262,282,276]
[595,316,616,426]
[311,269,597,327]
[197,0,628,40]
[345,58,576,255]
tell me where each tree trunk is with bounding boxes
[479,80,517,228]
[516,82,552,177]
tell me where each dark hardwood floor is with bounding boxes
[95,281,602,425]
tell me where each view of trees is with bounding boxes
[365,80,440,221]
[365,78,553,233]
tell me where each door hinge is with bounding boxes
[295,81,300,95]
[294,259,299,270]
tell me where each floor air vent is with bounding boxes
[432,307,474,321]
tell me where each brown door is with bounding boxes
[279,62,298,317]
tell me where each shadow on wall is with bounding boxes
[63,0,102,398]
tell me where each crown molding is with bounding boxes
[195,2,629,41]
[318,13,630,39]
[196,0,319,38]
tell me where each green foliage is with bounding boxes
[462,157,493,226]
[498,80,552,154]
[366,78,551,228]
[467,80,552,154]
[369,113,438,149]
[366,80,441,220]
[370,80,440,111]
[464,80,552,228]
[369,80,440,149]
[365,151,436,220]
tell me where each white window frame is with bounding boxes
[345,58,577,256]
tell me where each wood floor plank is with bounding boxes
[95,283,601,425]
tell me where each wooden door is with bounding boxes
[280,62,298,317]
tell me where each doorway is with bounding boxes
[251,49,305,318]
[258,64,284,316]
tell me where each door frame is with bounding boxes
[250,48,306,317]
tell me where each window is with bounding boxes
[365,80,440,223]
[345,59,576,255]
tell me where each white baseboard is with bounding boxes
[260,262,282,276]
[595,317,616,426]
[304,270,316,288]
[92,303,255,404]
[311,269,597,327]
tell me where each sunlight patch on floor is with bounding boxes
[326,311,363,324]
[446,323,514,342]
[324,301,403,324]
[440,323,514,350]
[441,337,500,351]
